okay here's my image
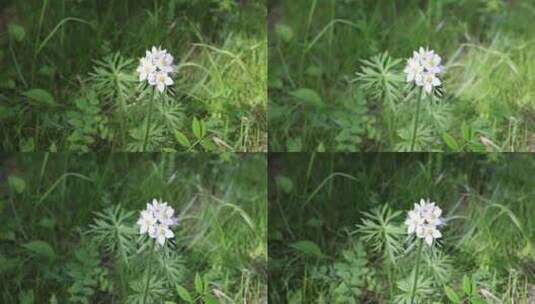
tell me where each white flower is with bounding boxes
[404,46,444,95]
[137,198,178,247]
[136,58,156,82]
[404,210,424,235]
[405,198,445,246]
[136,210,156,235]
[137,46,175,93]
[421,224,442,246]
[155,53,174,72]
[403,57,424,83]
[149,223,174,246]
[421,72,441,94]
[149,70,174,93]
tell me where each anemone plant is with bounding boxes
[404,199,445,304]
[403,48,445,152]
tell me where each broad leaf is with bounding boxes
[23,89,56,107]
[290,240,324,258]
[289,88,323,108]
[8,24,25,42]
[22,241,56,260]
[175,284,193,303]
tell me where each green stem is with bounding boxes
[410,239,424,304]
[31,0,49,84]
[117,81,128,149]
[143,91,156,152]
[37,152,50,191]
[142,243,155,304]
[410,88,423,151]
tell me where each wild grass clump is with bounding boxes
[0,153,267,303]
[269,0,535,151]
[268,153,535,303]
[0,0,266,151]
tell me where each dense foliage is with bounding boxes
[0,153,267,303]
[269,153,535,303]
[269,0,535,151]
[0,0,266,151]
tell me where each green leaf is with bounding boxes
[287,137,302,152]
[175,284,193,303]
[200,138,216,151]
[444,286,461,303]
[470,296,486,304]
[289,88,323,108]
[275,176,293,194]
[192,118,205,139]
[38,218,56,229]
[275,24,294,43]
[204,294,219,304]
[22,89,56,107]
[174,131,191,148]
[442,133,459,150]
[462,275,472,295]
[22,241,56,261]
[8,24,26,42]
[8,176,26,194]
[20,137,35,152]
[289,240,324,258]
[194,272,204,294]
[461,122,471,141]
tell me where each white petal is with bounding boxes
[425,236,433,246]
[164,76,173,86]
[164,228,174,238]
[157,235,166,246]
[149,226,158,238]
[424,83,432,94]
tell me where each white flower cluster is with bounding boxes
[404,199,445,246]
[403,47,444,95]
[136,46,175,93]
[136,199,178,247]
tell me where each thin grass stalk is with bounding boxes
[143,90,156,151]
[410,88,424,151]
[410,239,423,304]
[142,243,155,304]
[32,0,49,83]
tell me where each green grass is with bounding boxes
[269,0,535,151]
[0,153,267,303]
[0,0,267,152]
[269,153,535,303]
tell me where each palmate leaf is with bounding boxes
[156,250,186,284]
[127,275,169,304]
[354,204,404,265]
[88,52,136,104]
[354,52,404,105]
[395,123,436,152]
[127,122,166,152]
[87,205,136,265]
[394,271,434,304]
